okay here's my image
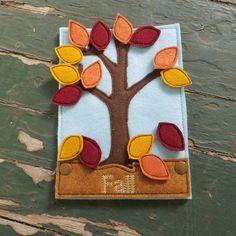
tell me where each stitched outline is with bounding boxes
[55,158,190,197]
[127,134,154,160]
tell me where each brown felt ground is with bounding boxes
[55,158,191,199]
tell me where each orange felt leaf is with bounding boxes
[68,19,89,48]
[139,154,170,180]
[113,13,133,44]
[81,60,102,88]
[153,46,178,69]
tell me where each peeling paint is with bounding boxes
[0,1,65,16]
[0,199,19,207]
[0,50,51,67]
[0,210,141,236]
[18,130,44,152]
[0,218,39,236]
[15,162,54,184]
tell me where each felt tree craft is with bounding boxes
[50,13,192,181]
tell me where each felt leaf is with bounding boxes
[113,13,133,44]
[153,46,178,69]
[55,44,83,64]
[90,20,111,51]
[50,64,80,85]
[81,60,102,88]
[161,67,192,87]
[52,85,83,106]
[80,136,102,168]
[139,154,170,180]
[68,19,89,48]
[129,26,161,48]
[156,122,185,151]
[127,134,154,160]
[58,135,83,161]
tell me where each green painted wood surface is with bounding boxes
[0,0,235,235]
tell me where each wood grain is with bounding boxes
[0,0,235,235]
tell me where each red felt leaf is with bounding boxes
[129,26,161,48]
[90,20,111,51]
[52,85,83,106]
[156,122,185,151]
[80,136,102,168]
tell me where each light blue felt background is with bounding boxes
[58,24,189,162]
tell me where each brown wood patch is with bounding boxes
[55,158,191,199]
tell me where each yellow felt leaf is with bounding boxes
[55,44,83,64]
[153,46,178,69]
[50,64,80,85]
[161,67,192,87]
[113,13,133,44]
[58,135,83,161]
[81,60,102,88]
[127,134,154,160]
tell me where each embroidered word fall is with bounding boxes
[101,174,135,194]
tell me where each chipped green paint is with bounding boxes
[0,0,235,235]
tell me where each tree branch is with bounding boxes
[87,87,111,105]
[81,47,117,75]
[128,69,161,98]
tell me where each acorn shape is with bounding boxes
[139,154,170,180]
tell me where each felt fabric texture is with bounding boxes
[81,60,102,88]
[156,122,185,151]
[52,85,83,106]
[113,13,133,44]
[55,44,83,64]
[129,26,161,48]
[127,134,154,160]
[161,67,192,87]
[55,158,191,199]
[153,46,178,69]
[139,154,170,180]
[58,135,83,161]
[58,24,189,161]
[50,64,80,85]
[90,21,111,51]
[80,136,102,168]
[68,20,89,48]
